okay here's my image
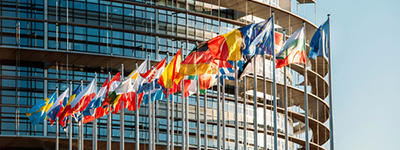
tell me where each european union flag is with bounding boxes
[26,92,57,125]
[309,19,330,59]
[240,17,274,56]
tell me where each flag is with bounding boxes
[58,84,82,127]
[309,19,329,59]
[276,27,306,68]
[139,58,167,103]
[47,88,69,125]
[83,76,109,123]
[240,17,274,56]
[103,72,121,106]
[58,77,97,126]
[158,48,182,89]
[208,29,242,61]
[26,92,57,125]
[239,32,284,78]
[113,60,148,113]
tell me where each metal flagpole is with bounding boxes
[303,22,310,150]
[185,44,189,150]
[79,80,84,150]
[69,81,73,150]
[243,76,247,150]
[93,72,98,150]
[107,72,112,150]
[263,41,267,150]
[93,107,97,150]
[197,78,201,150]
[272,11,279,150]
[234,62,239,150]
[55,62,59,150]
[204,86,208,150]
[135,62,140,150]
[147,55,152,150]
[166,50,170,150]
[180,41,185,150]
[120,64,125,150]
[327,14,335,150]
[282,29,289,150]
[56,86,59,150]
[222,74,226,150]
[217,72,221,150]
[195,39,200,150]
[253,54,258,150]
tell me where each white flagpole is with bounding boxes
[243,76,247,150]
[55,62,59,150]
[222,74,226,150]
[185,52,189,150]
[303,22,310,150]
[107,72,112,150]
[197,78,201,150]
[147,55,152,150]
[217,72,221,150]
[253,55,258,150]
[272,11,279,150]
[56,86,59,150]
[79,80,84,150]
[263,40,267,150]
[195,41,201,150]
[204,86,208,150]
[283,29,289,150]
[181,43,185,150]
[327,14,335,150]
[135,62,140,150]
[120,64,125,150]
[93,107,97,150]
[69,81,73,150]
[166,50,171,150]
[93,73,98,150]
[234,61,239,150]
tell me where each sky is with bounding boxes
[303,0,400,149]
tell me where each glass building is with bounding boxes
[0,0,331,150]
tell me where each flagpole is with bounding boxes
[181,43,185,150]
[263,40,267,150]
[195,40,201,150]
[92,73,98,150]
[271,11,279,150]
[282,29,289,150]
[217,72,221,150]
[79,79,84,150]
[222,73,226,150]
[56,86,59,150]
[147,55,152,150]
[303,22,310,150]
[253,55,258,150]
[327,14,335,150]
[196,77,201,150]
[243,76,247,150]
[107,72,112,150]
[69,81,73,150]
[135,62,140,150]
[93,109,97,150]
[166,50,171,150]
[204,85,208,150]
[234,61,239,150]
[120,64,125,150]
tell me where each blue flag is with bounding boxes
[309,19,330,59]
[26,92,57,125]
[240,17,274,56]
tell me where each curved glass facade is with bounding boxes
[0,0,331,150]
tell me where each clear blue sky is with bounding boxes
[309,0,400,149]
